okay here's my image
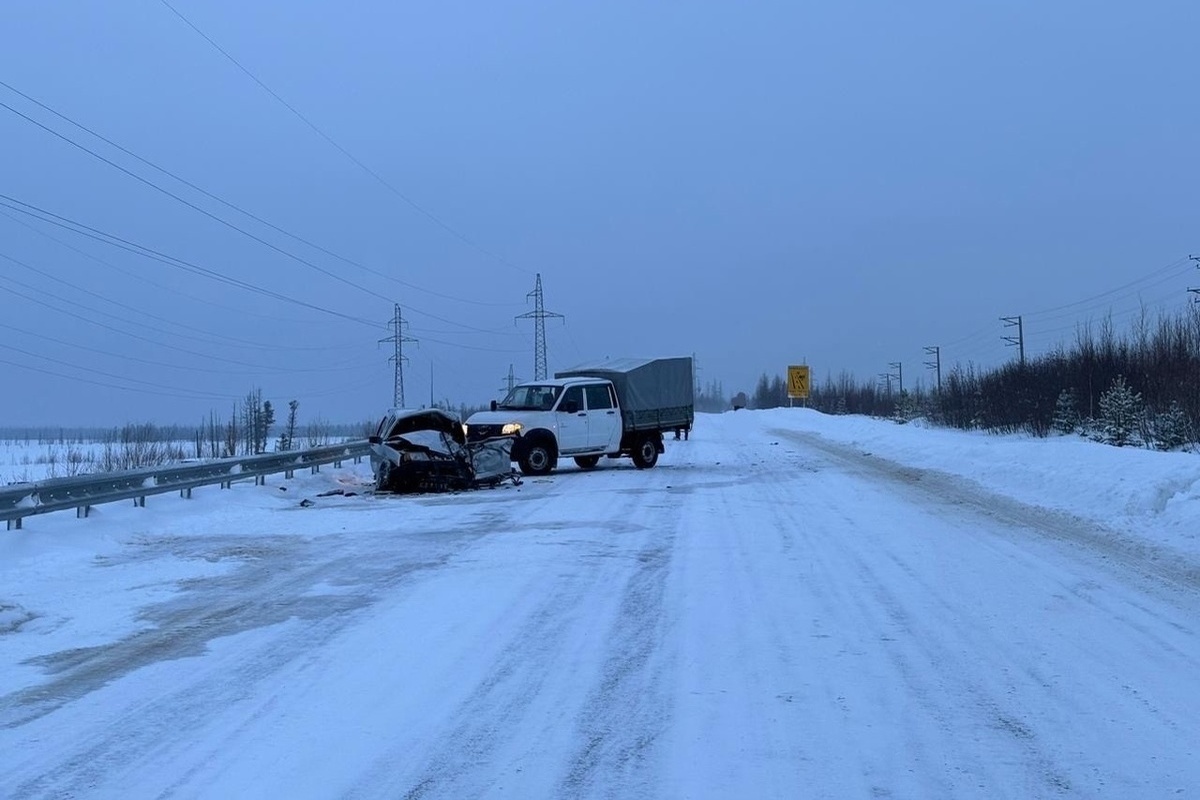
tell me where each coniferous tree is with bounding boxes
[1051,389,1080,435]
[1098,375,1143,447]
[1151,401,1192,450]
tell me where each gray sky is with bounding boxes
[2,0,1197,427]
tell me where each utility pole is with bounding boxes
[923,346,941,392]
[516,273,564,380]
[1001,315,1025,366]
[1189,255,1200,303]
[500,364,520,395]
[888,361,903,394]
[379,303,418,408]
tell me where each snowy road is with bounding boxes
[2,413,1198,798]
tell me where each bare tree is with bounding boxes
[305,416,332,448]
[277,400,299,451]
[224,403,239,458]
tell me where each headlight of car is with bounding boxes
[501,423,523,435]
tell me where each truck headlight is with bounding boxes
[501,423,523,435]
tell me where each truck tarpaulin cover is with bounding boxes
[555,357,693,413]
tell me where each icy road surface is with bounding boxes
[1,412,1198,798]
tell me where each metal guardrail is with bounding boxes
[0,441,371,530]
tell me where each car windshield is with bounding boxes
[497,384,561,410]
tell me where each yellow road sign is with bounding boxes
[787,365,810,399]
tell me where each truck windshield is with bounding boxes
[498,385,562,410]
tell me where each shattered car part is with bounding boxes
[368,408,518,494]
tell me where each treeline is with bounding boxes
[695,381,728,413]
[752,306,1200,450]
[3,388,381,479]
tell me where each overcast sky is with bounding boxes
[2,0,1197,427]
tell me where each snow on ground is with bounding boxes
[1,410,1197,798]
[743,409,1200,556]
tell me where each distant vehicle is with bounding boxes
[465,357,694,476]
[368,408,516,493]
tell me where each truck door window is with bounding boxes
[585,384,613,410]
[559,386,584,412]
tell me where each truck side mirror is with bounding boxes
[561,400,579,414]
[490,400,497,411]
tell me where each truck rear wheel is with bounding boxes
[574,455,600,470]
[631,436,659,469]
[519,437,555,476]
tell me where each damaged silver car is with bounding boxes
[368,408,518,493]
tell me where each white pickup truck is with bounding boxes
[465,357,694,476]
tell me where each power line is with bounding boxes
[0,277,372,373]
[0,355,241,402]
[0,247,363,355]
[0,79,522,309]
[0,340,235,400]
[0,192,384,329]
[0,101,517,339]
[0,208,365,341]
[1023,256,1191,319]
[0,319,373,378]
[0,97,400,303]
[156,0,533,277]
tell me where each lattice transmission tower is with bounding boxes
[500,364,521,395]
[380,303,418,407]
[516,273,563,380]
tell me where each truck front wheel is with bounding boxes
[574,455,600,469]
[519,438,556,476]
[631,436,659,469]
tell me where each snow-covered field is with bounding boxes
[1,410,1197,798]
[0,440,112,484]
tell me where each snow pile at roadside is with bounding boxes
[729,408,1200,557]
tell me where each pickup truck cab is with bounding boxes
[465,377,656,475]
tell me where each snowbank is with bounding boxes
[728,408,1200,558]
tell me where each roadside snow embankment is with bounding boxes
[731,409,1200,558]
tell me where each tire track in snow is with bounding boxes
[775,428,1200,598]
[554,530,676,799]
[0,505,530,799]
[759,427,1200,797]
[339,465,683,799]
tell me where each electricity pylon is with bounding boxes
[516,273,563,380]
[380,303,418,407]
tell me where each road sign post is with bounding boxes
[787,365,810,407]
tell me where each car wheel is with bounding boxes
[519,440,555,476]
[631,437,659,469]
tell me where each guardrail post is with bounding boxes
[134,497,145,508]
[354,455,362,464]
[77,505,91,519]
[181,488,192,499]
[285,469,294,479]
[311,465,320,474]
[6,518,21,531]
[255,475,265,486]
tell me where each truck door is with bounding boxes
[554,385,589,453]
[584,383,621,452]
